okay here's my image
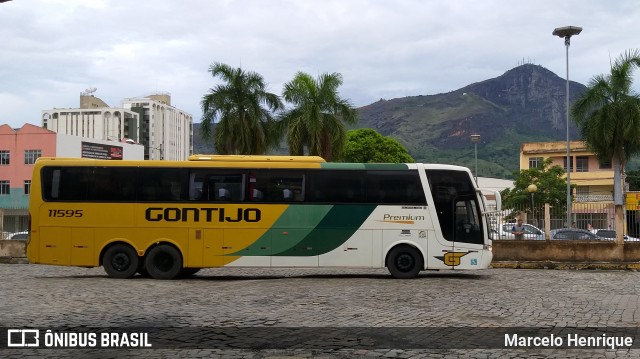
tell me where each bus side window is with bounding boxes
[250,170,304,202]
[271,175,303,202]
[189,170,244,201]
[217,188,231,201]
[121,181,135,200]
[189,172,205,200]
[365,170,425,204]
[252,188,264,201]
[308,170,364,203]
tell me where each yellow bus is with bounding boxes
[27,155,500,279]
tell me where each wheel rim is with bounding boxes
[396,252,415,272]
[111,253,131,272]
[153,252,174,272]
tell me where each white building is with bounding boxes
[42,91,193,160]
[121,93,193,160]
[477,177,513,193]
[477,177,513,212]
[42,94,140,143]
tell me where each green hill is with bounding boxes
[356,64,587,178]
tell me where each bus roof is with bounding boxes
[33,157,472,173]
[188,155,326,163]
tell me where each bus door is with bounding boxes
[451,194,484,268]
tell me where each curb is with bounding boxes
[0,257,29,264]
[491,261,640,270]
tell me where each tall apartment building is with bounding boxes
[121,93,193,160]
[42,91,193,160]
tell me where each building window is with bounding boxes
[599,159,612,169]
[576,156,589,172]
[0,150,9,165]
[529,157,543,169]
[563,156,573,172]
[24,180,31,195]
[24,149,42,165]
[0,180,9,195]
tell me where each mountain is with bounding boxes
[193,64,588,178]
[356,64,587,178]
[192,123,214,155]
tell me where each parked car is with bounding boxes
[593,229,640,242]
[7,231,29,240]
[549,228,599,240]
[493,223,545,240]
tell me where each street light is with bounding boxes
[553,25,582,227]
[528,184,538,226]
[470,134,480,185]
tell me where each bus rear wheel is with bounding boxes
[102,244,139,279]
[145,244,183,280]
[387,245,423,279]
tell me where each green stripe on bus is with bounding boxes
[228,205,333,256]
[320,163,409,170]
[273,204,377,256]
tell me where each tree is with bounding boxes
[500,158,573,215]
[279,72,357,161]
[342,128,414,163]
[571,49,640,205]
[200,62,283,154]
[627,169,640,191]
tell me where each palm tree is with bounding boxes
[200,62,283,154]
[279,72,357,161]
[571,49,640,206]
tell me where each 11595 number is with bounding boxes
[48,209,84,218]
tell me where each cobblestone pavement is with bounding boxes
[1,263,640,358]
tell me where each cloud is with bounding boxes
[1,0,639,127]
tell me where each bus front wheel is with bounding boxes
[387,245,423,279]
[102,244,139,279]
[145,244,183,280]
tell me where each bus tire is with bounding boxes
[102,244,139,279]
[145,244,183,280]
[387,245,423,279]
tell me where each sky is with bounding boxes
[1,0,639,128]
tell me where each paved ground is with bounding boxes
[1,263,640,358]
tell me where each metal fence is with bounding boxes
[1,208,29,240]
[490,201,640,240]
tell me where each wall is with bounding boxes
[0,240,26,262]
[493,240,640,262]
